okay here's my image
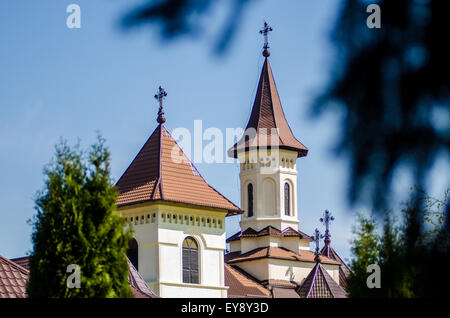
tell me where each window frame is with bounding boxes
[127,238,139,271]
[247,183,254,217]
[182,236,199,284]
[284,182,291,216]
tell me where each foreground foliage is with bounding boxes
[27,136,133,298]
[348,189,449,297]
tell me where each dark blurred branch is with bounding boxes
[121,0,254,54]
[315,0,450,210]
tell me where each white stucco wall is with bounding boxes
[238,149,301,232]
[119,202,228,298]
[232,258,340,286]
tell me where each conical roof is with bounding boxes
[228,57,308,158]
[296,261,347,298]
[116,124,242,215]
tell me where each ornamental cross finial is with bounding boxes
[320,210,335,239]
[154,86,167,124]
[313,228,321,255]
[259,21,273,57]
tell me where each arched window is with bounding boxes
[182,237,199,284]
[127,238,139,271]
[247,183,254,217]
[284,183,290,216]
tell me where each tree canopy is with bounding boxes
[27,137,133,298]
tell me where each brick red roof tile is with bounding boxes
[7,256,159,298]
[117,124,242,215]
[272,287,300,298]
[224,264,271,298]
[10,257,30,271]
[225,247,340,265]
[261,279,298,289]
[228,58,308,158]
[0,255,29,298]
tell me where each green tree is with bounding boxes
[347,214,380,297]
[27,136,133,298]
[348,188,449,298]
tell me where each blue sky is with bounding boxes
[0,0,448,262]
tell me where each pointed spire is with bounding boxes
[228,51,308,158]
[296,261,347,298]
[154,86,167,124]
[116,125,241,215]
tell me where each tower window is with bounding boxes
[127,238,139,271]
[247,183,254,217]
[284,182,290,216]
[182,237,199,284]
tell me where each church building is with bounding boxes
[0,22,350,299]
[115,94,241,297]
[114,23,349,298]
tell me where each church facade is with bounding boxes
[115,24,349,298]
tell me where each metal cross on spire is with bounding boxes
[154,86,167,124]
[312,228,322,255]
[320,210,335,239]
[259,21,273,57]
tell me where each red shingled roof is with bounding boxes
[225,247,340,265]
[228,57,308,158]
[272,287,300,298]
[7,256,159,298]
[116,124,242,215]
[0,255,29,298]
[10,256,30,271]
[225,264,271,298]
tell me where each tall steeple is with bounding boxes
[228,22,308,232]
[228,24,308,158]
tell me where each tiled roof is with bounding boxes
[116,124,242,215]
[226,226,313,243]
[224,264,271,298]
[260,279,298,289]
[127,258,158,298]
[320,239,352,288]
[10,256,30,271]
[272,287,300,298]
[0,255,29,298]
[228,57,308,158]
[225,247,340,265]
[296,262,347,298]
[7,256,159,298]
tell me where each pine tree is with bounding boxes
[27,136,133,298]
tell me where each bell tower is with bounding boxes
[228,22,308,232]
